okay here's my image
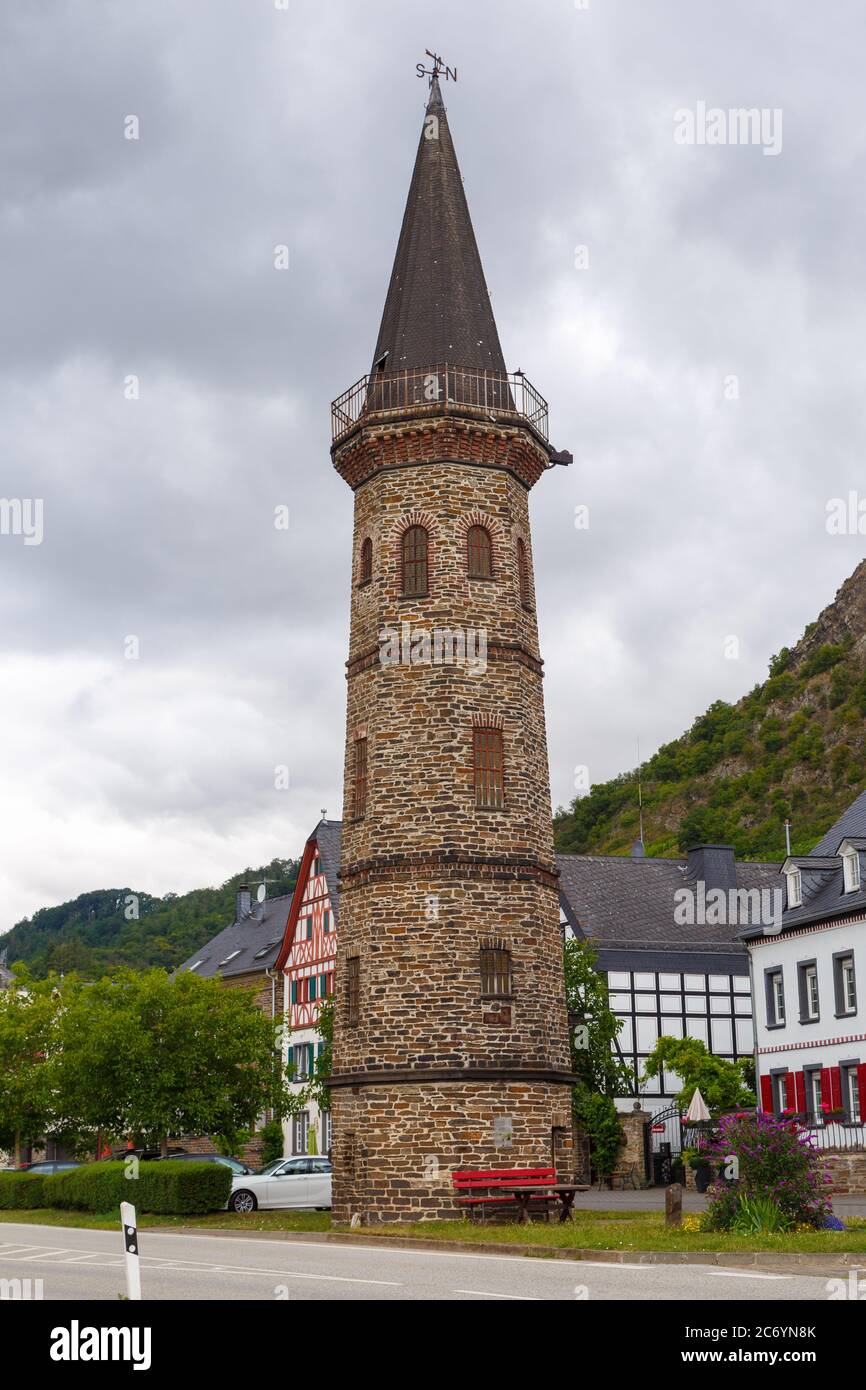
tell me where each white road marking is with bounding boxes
[454,1288,540,1299]
[576,1261,653,1270]
[0,1246,401,1286]
[9,1247,72,1261]
[709,1270,792,1281]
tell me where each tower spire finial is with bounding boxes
[416,49,457,97]
[374,52,505,377]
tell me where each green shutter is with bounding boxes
[291,980,297,1004]
[309,976,317,1000]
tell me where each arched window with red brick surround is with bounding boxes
[516,537,532,609]
[467,525,492,579]
[402,525,428,596]
[359,536,372,585]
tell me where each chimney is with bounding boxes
[236,885,252,921]
[686,844,737,892]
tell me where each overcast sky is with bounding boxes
[1,0,865,933]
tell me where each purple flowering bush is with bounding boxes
[701,1111,832,1232]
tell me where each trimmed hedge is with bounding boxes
[0,1173,46,1209]
[0,1161,231,1215]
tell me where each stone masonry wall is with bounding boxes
[330,416,573,1222]
[331,1081,574,1223]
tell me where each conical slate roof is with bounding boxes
[371,76,508,376]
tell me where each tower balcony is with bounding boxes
[330,364,549,450]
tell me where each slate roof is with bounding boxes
[177,893,293,981]
[180,820,345,981]
[314,820,342,924]
[743,786,866,935]
[370,75,508,376]
[557,853,780,954]
[812,787,866,855]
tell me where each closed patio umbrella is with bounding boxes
[685,1087,711,1123]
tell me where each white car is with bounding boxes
[228,1157,332,1213]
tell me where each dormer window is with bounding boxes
[786,868,802,909]
[843,848,861,894]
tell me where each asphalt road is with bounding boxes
[0,1224,844,1301]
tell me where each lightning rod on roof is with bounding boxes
[637,736,645,852]
[785,819,792,856]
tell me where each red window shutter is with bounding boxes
[794,1070,806,1112]
[830,1066,843,1110]
[760,1074,773,1112]
[857,1064,866,1119]
[784,1071,795,1109]
[820,1067,833,1111]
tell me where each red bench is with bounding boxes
[453,1167,560,1221]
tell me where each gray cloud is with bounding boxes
[2,0,865,929]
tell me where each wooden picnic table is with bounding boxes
[504,1182,589,1224]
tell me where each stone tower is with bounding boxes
[328,74,574,1222]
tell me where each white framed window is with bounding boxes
[321,1109,333,1153]
[293,1111,310,1155]
[843,957,857,1014]
[808,1070,823,1121]
[786,868,802,908]
[768,970,785,1026]
[846,1068,861,1123]
[843,849,861,894]
[805,965,819,1020]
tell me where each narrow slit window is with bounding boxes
[473,726,504,809]
[347,957,360,1026]
[402,526,428,596]
[360,537,373,585]
[516,537,531,607]
[353,737,367,819]
[467,525,492,579]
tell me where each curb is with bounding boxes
[148,1225,866,1276]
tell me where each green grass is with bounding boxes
[3,1207,866,1253]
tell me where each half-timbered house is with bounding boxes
[275,820,341,1156]
[558,843,779,1112]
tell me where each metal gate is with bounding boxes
[649,1103,683,1186]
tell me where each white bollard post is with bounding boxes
[120,1201,142,1300]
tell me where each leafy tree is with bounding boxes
[56,968,291,1155]
[641,1036,755,1115]
[572,1090,622,1180]
[563,939,632,1179]
[1,859,300,980]
[258,1119,285,1166]
[0,969,63,1164]
[563,938,632,1098]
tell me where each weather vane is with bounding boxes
[416,50,457,84]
